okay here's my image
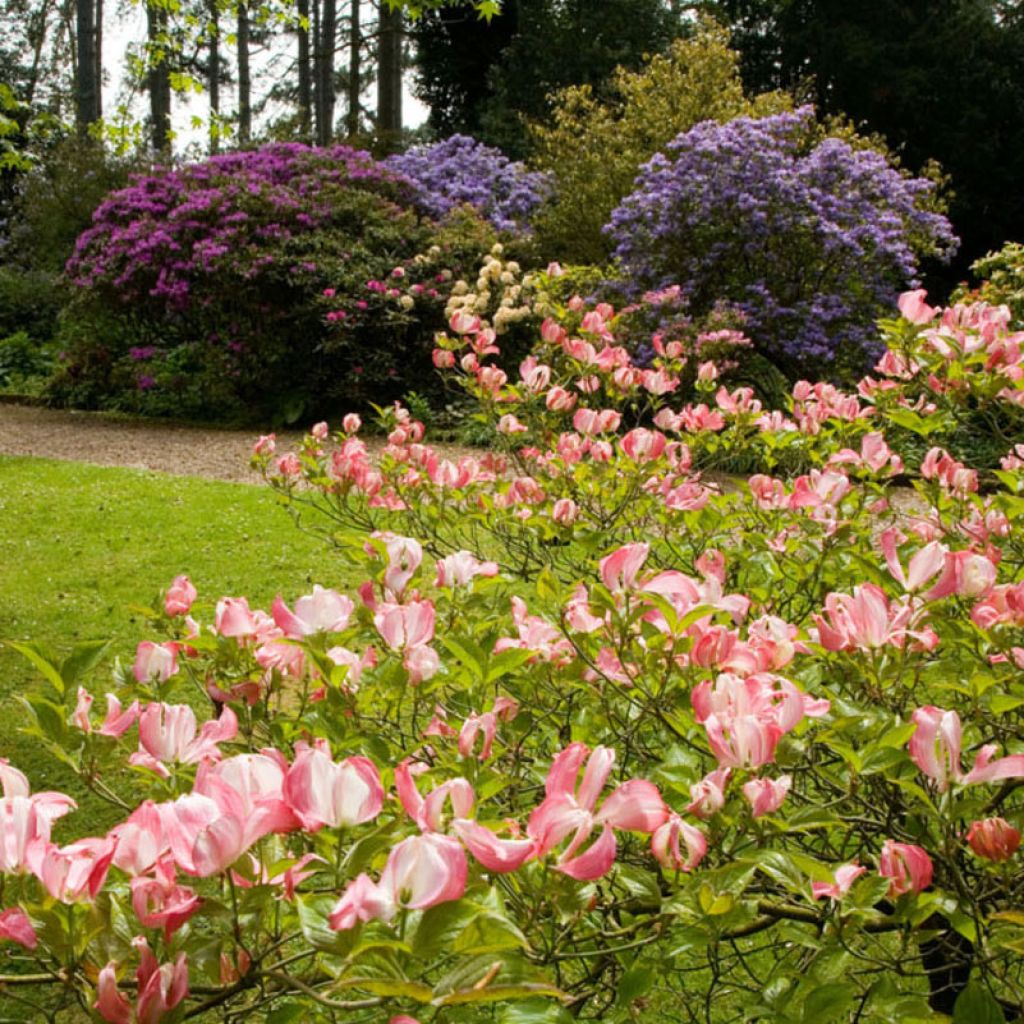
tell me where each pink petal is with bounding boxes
[596,780,668,832]
[556,823,617,881]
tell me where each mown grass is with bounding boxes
[0,455,345,802]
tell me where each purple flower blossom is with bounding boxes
[384,135,551,234]
[66,143,414,313]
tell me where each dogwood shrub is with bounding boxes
[4,290,1024,1022]
[606,108,958,375]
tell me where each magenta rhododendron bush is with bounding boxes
[4,290,1024,1023]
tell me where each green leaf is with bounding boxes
[698,884,734,916]
[948,908,979,944]
[750,850,806,891]
[411,900,477,959]
[614,864,662,906]
[295,896,355,955]
[5,640,66,695]
[801,982,855,1022]
[498,1000,574,1024]
[535,567,560,603]
[435,982,566,1006]
[616,966,655,1006]
[990,910,1024,927]
[61,640,111,689]
[989,694,1024,715]
[454,913,527,954]
[441,636,488,681]
[885,407,946,436]
[486,648,533,684]
[953,981,1005,1024]
[878,721,916,748]
[267,1003,307,1024]
[335,977,434,1001]
[860,747,905,775]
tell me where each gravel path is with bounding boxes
[0,403,317,483]
[0,402,479,483]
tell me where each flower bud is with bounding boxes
[967,818,1021,862]
[551,498,579,526]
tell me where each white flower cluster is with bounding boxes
[444,245,534,335]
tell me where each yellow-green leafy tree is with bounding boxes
[529,20,791,265]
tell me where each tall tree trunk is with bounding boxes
[346,0,359,137]
[208,0,220,152]
[375,1,401,153]
[26,0,54,107]
[147,2,171,153]
[236,0,251,144]
[94,0,102,118]
[75,0,100,130]
[316,0,336,144]
[297,0,313,140]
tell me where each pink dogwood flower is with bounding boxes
[328,833,468,930]
[898,289,939,325]
[923,551,998,602]
[972,582,1024,629]
[36,835,117,902]
[527,743,667,880]
[373,600,435,650]
[600,543,650,593]
[450,818,536,873]
[132,642,179,684]
[0,907,37,949]
[283,743,384,831]
[620,428,667,462]
[130,857,201,939]
[812,863,867,902]
[651,814,707,872]
[742,775,792,818]
[129,704,238,777]
[879,529,946,593]
[272,585,354,637]
[368,533,424,600]
[99,694,142,738]
[909,705,1024,791]
[687,767,732,819]
[814,585,934,652]
[196,751,299,838]
[214,596,259,638]
[164,575,197,617]
[878,840,933,897]
[435,551,500,588]
[457,698,519,761]
[693,673,828,769]
[494,596,575,665]
[94,939,189,1024]
[966,818,1021,862]
[110,801,167,877]
[395,760,475,833]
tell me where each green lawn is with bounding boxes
[0,455,341,800]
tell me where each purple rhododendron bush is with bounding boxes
[606,108,959,377]
[384,135,553,236]
[6,289,1024,1023]
[52,142,528,422]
